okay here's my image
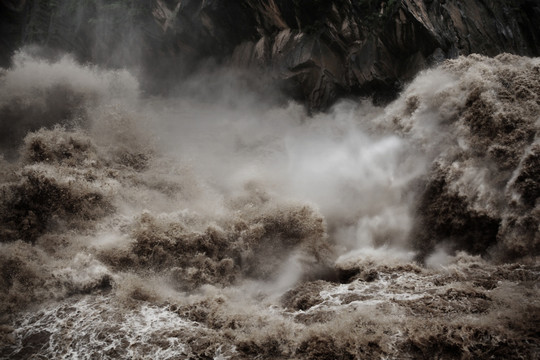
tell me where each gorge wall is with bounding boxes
[1,0,539,109]
[1,2,539,358]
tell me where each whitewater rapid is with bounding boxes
[0,51,538,359]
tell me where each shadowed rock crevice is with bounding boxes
[1,0,539,109]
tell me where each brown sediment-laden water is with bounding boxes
[0,51,538,359]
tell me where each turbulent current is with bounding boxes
[0,51,539,359]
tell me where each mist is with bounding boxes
[0,48,538,359]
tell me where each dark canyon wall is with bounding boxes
[1,0,539,108]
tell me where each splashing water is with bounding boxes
[0,51,538,359]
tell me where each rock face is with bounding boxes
[1,0,540,108]
[154,0,540,107]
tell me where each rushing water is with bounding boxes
[0,51,539,359]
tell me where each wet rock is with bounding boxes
[159,0,540,109]
[2,0,539,109]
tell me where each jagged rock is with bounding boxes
[151,0,540,108]
[1,0,539,108]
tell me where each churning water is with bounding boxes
[0,51,539,359]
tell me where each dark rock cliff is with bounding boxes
[154,0,540,107]
[1,0,540,107]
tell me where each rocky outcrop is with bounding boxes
[154,0,540,108]
[1,0,540,108]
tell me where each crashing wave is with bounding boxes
[0,52,538,359]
